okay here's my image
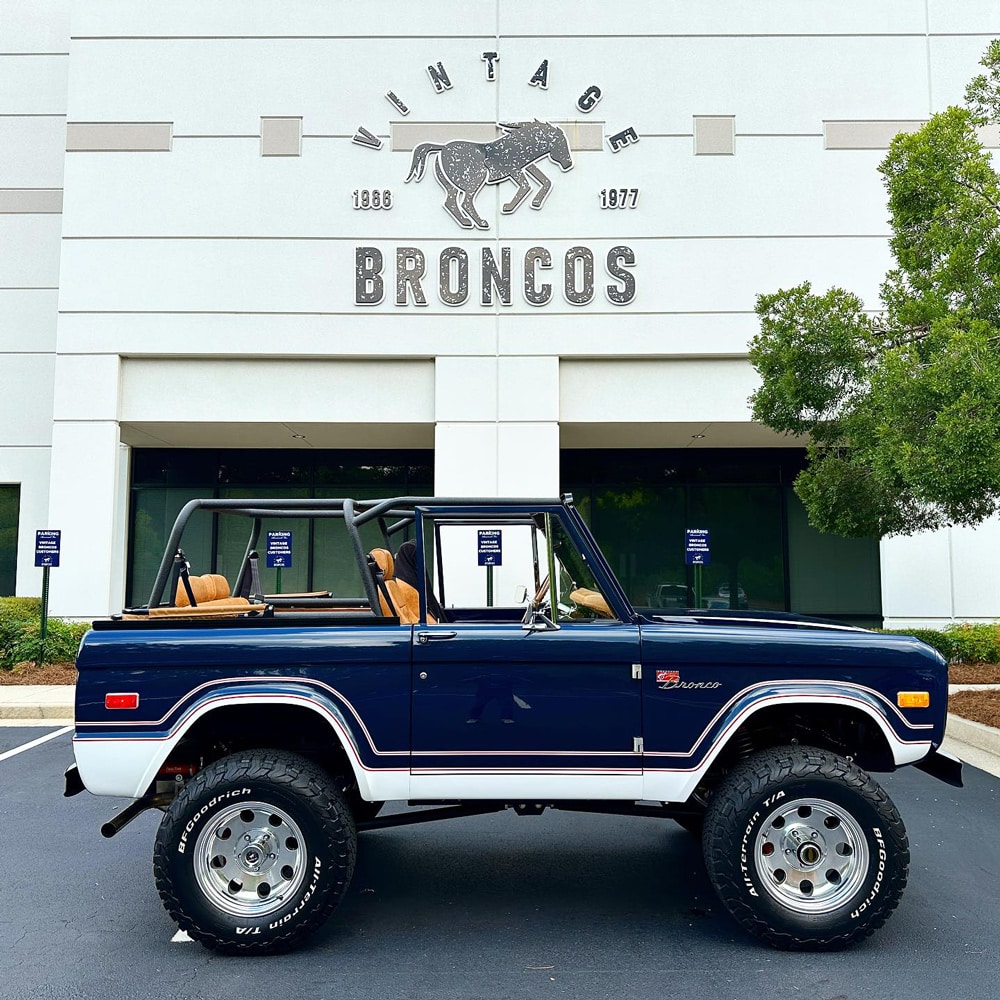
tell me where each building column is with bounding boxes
[497,357,559,497]
[434,356,560,498]
[434,356,498,496]
[46,355,128,617]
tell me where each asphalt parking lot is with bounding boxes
[1,725,998,1000]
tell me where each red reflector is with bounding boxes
[105,693,139,710]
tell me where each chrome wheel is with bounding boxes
[754,796,869,915]
[192,800,307,918]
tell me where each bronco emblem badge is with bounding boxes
[404,120,574,230]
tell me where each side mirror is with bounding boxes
[522,610,560,633]
[514,585,529,604]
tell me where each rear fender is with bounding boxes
[74,682,407,802]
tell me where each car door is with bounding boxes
[408,510,643,800]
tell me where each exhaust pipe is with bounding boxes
[101,795,169,838]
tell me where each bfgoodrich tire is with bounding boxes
[702,745,908,950]
[153,750,356,954]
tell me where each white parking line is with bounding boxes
[171,930,193,943]
[0,725,73,763]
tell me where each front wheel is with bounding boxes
[702,746,908,950]
[153,750,357,954]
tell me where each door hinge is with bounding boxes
[631,663,642,680]
[633,736,644,753]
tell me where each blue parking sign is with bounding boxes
[477,529,502,566]
[685,528,710,566]
[266,530,293,569]
[35,529,61,568]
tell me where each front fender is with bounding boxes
[642,680,936,804]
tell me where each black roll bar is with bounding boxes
[144,496,567,610]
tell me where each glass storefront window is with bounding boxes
[127,450,433,606]
[563,448,881,623]
[216,486,311,596]
[786,488,881,624]
[688,485,784,612]
[131,488,214,606]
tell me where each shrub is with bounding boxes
[0,600,90,668]
[0,599,41,667]
[0,596,42,621]
[4,619,89,667]
[943,623,1000,664]
[881,628,955,661]
[883,623,1000,663]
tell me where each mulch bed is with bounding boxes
[946,665,1000,728]
[948,690,1000,730]
[0,662,77,685]
[949,663,1000,685]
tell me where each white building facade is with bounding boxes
[2,1,999,625]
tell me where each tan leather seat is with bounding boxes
[569,587,614,619]
[175,572,256,612]
[369,548,434,625]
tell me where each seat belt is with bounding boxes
[171,550,197,607]
[367,554,398,618]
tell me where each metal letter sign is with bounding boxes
[34,529,61,568]
[685,529,710,566]
[266,530,293,569]
[477,529,502,566]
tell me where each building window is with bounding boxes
[562,449,881,627]
[127,449,433,606]
[0,485,20,597]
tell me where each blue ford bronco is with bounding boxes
[66,495,962,954]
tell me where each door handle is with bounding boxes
[417,630,458,644]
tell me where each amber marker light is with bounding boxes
[105,692,139,710]
[897,691,930,708]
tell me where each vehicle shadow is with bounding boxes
[311,808,726,953]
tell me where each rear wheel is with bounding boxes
[702,745,908,950]
[153,750,356,954]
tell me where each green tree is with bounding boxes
[750,41,1000,537]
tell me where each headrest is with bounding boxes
[394,540,418,584]
[370,548,394,579]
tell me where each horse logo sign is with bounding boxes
[404,120,573,230]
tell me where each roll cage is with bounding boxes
[140,494,636,623]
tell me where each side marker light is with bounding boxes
[897,691,930,709]
[105,693,139,710]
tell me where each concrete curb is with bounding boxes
[0,685,74,721]
[0,703,74,720]
[947,713,1000,757]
